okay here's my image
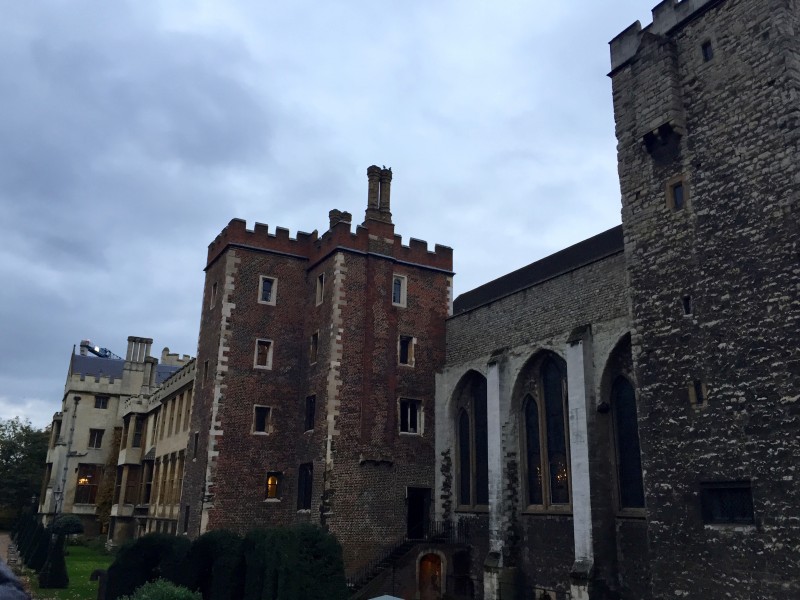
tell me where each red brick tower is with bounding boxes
[182,166,453,571]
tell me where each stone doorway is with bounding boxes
[419,553,443,600]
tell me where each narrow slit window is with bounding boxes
[210,282,218,309]
[701,41,714,62]
[682,295,693,315]
[691,380,707,406]
[193,432,199,459]
[304,396,316,431]
[671,181,685,210]
[310,332,319,364]
[297,463,313,510]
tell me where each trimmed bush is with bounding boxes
[293,524,348,600]
[38,533,69,588]
[51,514,84,535]
[120,579,201,600]
[105,534,192,600]
[182,530,243,600]
[22,522,44,567]
[240,530,269,600]
[29,527,51,571]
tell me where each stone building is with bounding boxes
[39,338,186,536]
[428,0,800,599]
[181,166,453,572]
[108,357,195,543]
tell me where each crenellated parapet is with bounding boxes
[205,166,453,273]
[610,0,718,71]
[206,218,319,268]
[68,372,121,389]
[152,358,196,403]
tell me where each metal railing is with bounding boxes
[346,519,470,593]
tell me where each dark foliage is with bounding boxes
[182,530,243,600]
[119,579,201,600]
[0,418,49,516]
[29,527,51,571]
[50,514,84,535]
[22,523,45,568]
[105,534,192,600]
[38,533,69,589]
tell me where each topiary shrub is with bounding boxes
[240,529,270,600]
[29,527,51,571]
[22,522,45,567]
[38,533,69,589]
[182,530,243,600]
[105,534,192,600]
[50,514,84,536]
[292,524,348,600]
[120,579,201,600]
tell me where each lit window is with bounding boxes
[399,335,415,366]
[259,276,277,305]
[253,406,271,434]
[254,339,273,370]
[304,396,316,432]
[315,273,325,305]
[700,482,754,525]
[94,396,109,409]
[297,463,313,510]
[310,332,319,364]
[399,399,422,434]
[74,464,102,504]
[88,429,104,449]
[392,274,407,307]
[265,472,282,500]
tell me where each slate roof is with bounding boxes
[70,354,181,385]
[453,225,624,315]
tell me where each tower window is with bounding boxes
[399,335,415,366]
[297,463,313,510]
[315,273,325,305]
[265,472,283,500]
[700,481,754,524]
[392,274,407,307]
[94,396,109,409]
[209,282,217,309]
[399,399,422,434]
[671,182,684,210]
[253,406,271,434]
[666,176,688,211]
[701,41,714,62]
[689,380,707,406]
[682,295,693,315]
[259,276,277,305]
[310,332,319,364]
[254,339,273,370]
[304,396,316,432]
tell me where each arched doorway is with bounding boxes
[419,553,443,600]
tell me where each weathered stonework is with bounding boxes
[611,0,800,597]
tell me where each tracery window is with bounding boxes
[519,355,570,510]
[455,371,489,509]
[611,376,645,509]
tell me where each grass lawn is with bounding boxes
[29,544,114,600]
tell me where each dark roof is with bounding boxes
[453,225,624,314]
[70,354,181,385]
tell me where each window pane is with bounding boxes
[393,277,402,304]
[458,411,471,505]
[612,377,645,508]
[524,396,543,505]
[400,401,409,432]
[543,359,569,504]
[409,402,418,433]
[261,278,273,302]
[474,378,489,505]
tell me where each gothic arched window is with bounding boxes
[519,355,570,509]
[612,376,645,509]
[455,372,489,508]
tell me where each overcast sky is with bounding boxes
[1,1,653,428]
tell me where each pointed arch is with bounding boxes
[451,370,489,509]
[513,351,570,510]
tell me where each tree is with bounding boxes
[0,417,49,515]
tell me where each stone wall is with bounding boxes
[611,0,800,597]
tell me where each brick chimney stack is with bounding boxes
[364,165,393,224]
[329,209,352,229]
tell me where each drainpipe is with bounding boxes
[56,396,80,514]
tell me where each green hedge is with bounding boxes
[120,579,201,600]
[105,534,192,600]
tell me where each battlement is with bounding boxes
[610,0,718,71]
[206,218,319,267]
